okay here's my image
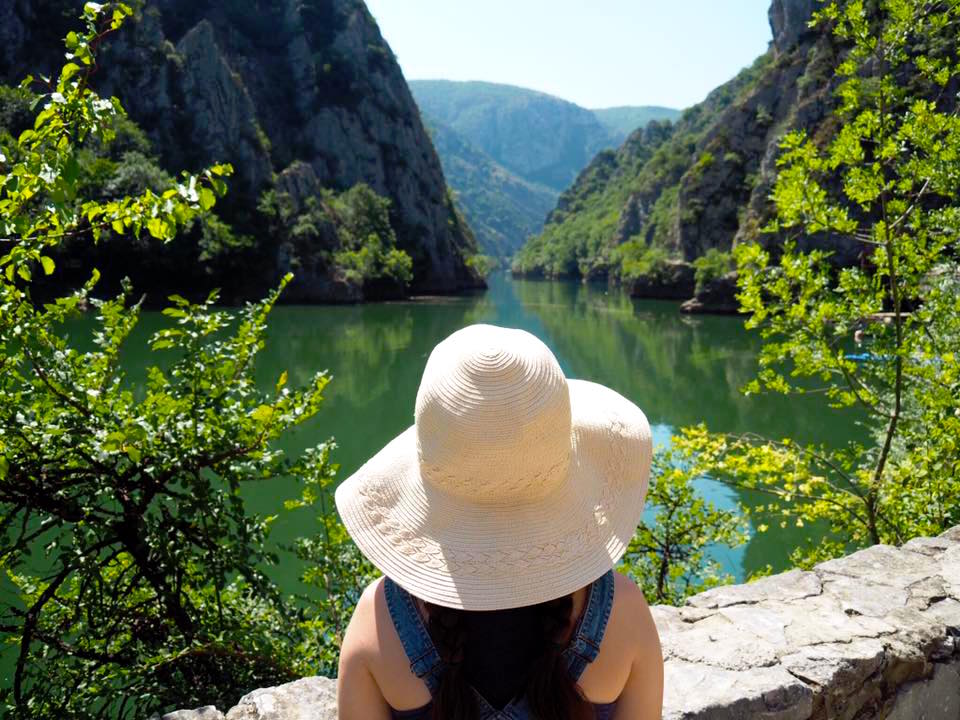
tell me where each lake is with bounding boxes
[12,271,868,582]
[2,271,870,684]
[234,270,863,589]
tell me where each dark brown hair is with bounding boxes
[424,593,592,720]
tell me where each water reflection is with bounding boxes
[508,277,850,444]
[52,274,864,590]
[505,276,866,578]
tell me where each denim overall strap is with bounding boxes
[562,569,616,682]
[384,577,445,695]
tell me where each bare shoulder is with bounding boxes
[337,576,395,720]
[607,572,664,719]
[340,576,387,661]
[339,575,432,712]
[578,570,662,705]
[357,574,386,617]
[610,571,662,657]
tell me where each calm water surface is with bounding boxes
[6,273,868,607]
[240,271,863,589]
[2,272,870,681]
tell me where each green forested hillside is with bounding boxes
[410,80,678,257]
[511,49,778,280]
[513,2,847,299]
[425,120,558,257]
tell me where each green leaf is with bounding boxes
[0,456,8,479]
[40,256,55,275]
[250,405,274,423]
[17,265,31,282]
[61,63,82,82]
[198,187,216,211]
[146,217,165,239]
[62,154,80,186]
[103,431,125,453]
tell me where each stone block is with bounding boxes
[902,536,958,558]
[687,569,821,610]
[225,677,337,720]
[819,574,908,617]
[816,543,941,587]
[155,708,225,720]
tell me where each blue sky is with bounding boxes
[365,0,774,110]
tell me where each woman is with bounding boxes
[335,324,664,719]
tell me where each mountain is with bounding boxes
[0,0,484,302]
[411,80,616,193]
[424,120,558,258]
[592,106,682,144]
[410,80,678,257]
[513,0,849,306]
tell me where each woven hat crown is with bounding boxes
[414,324,572,503]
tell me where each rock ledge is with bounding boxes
[155,525,960,719]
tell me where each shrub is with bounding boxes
[259,183,414,289]
[620,447,748,605]
[613,240,672,283]
[0,6,366,717]
[692,248,732,293]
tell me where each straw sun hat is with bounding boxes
[334,323,652,611]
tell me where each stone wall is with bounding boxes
[152,525,960,720]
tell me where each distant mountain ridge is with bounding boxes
[411,80,615,193]
[592,106,682,140]
[410,79,678,256]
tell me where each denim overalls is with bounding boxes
[385,569,618,720]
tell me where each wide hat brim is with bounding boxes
[335,378,652,610]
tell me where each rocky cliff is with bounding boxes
[0,0,483,301]
[511,0,844,302]
[149,524,960,720]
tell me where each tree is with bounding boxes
[620,448,750,606]
[683,0,960,566]
[257,183,414,292]
[0,5,354,717]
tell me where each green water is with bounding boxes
[241,271,862,588]
[2,273,867,673]
[99,271,864,584]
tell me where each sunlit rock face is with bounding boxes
[769,0,819,53]
[0,0,483,299]
[155,525,960,720]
